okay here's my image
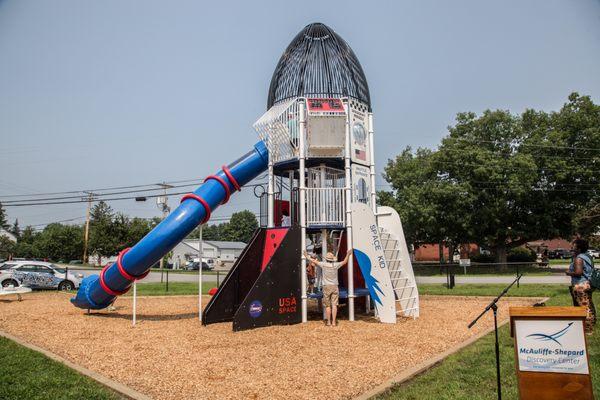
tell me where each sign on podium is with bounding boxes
[510,306,594,400]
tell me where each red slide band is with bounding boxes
[222,165,241,192]
[204,175,231,205]
[115,248,150,281]
[99,265,130,296]
[180,193,211,224]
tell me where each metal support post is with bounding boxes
[320,164,326,222]
[288,171,294,199]
[132,280,137,326]
[368,112,377,215]
[344,100,355,321]
[198,225,203,323]
[299,99,308,323]
[267,136,275,228]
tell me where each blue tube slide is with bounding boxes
[71,141,268,309]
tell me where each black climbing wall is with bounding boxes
[202,228,266,325]
[233,225,301,331]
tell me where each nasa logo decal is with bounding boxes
[249,300,263,318]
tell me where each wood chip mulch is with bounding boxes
[0,292,540,399]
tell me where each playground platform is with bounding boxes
[0,291,541,400]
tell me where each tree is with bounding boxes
[15,226,38,259]
[573,199,600,239]
[89,201,118,264]
[0,236,15,260]
[111,214,153,249]
[87,205,157,263]
[380,147,473,261]
[10,219,20,240]
[33,223,84,262]
[381,93,600,268]
[0,203,9,230]
[126,217,153,247]
[222,211,258,243]
[189,212,257,242]
[191,223,228,241]
[433,109,546,266]
[522,93,600,238]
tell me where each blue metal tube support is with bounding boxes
[71,141,269,309]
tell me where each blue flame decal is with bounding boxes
[353,249,384,306]
[526,323,573,346]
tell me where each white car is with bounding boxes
[588,249,600,259]
[0,261,83,291]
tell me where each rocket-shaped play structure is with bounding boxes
[72,22,419,330]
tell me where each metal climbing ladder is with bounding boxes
[380,228,419,318]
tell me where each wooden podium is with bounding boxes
[510,307,594,400]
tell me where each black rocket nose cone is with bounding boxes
[267,22,371,111]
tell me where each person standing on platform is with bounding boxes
[281,209,291,227]
[304,249,352,327]
[566,238,596,334]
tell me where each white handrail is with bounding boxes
[305,187,345,225]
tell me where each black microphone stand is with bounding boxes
[467,274,522,400]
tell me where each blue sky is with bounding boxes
[1,0,599,228]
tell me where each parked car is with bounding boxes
[185,261,212,271]
[548,249,571,259]
[588,249,600,259]
[0,261,83,291]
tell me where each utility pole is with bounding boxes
[156,182,174,282]
[82,192,96,264]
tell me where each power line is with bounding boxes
[28,213,258,231]
[438,146,600,161]
[2,182,267,207]
[454,138,600,152]
[0,181,204,204]
[385,157,600,174]
[30,216,86,227]
[0,177,207,199]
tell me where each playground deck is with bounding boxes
[0,292,540,400]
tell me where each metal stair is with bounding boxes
[379,229,419,318]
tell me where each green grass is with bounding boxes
[123,281,216,296]
[0,336,121,400]
[147,269,222,275]
[378,284,600,400]
[412,264,557,277]
[418,283,565,298]
[415,271,556,277]
[124,282,568,299]
[549,259,570,266]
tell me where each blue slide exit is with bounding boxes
[71,141,269,310]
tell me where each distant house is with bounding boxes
[171,240,247,267]
[526,238,572,254]
[0,229,17,243]
[414,238,574,262]
[414,243,479,262]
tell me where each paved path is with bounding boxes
[416,275,570,284]
[70,269,219,283]
[71,269,569,286]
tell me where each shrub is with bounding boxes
[507,247,537,262]
[470,252,496,263]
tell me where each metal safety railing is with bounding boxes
[305,187,345,226]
